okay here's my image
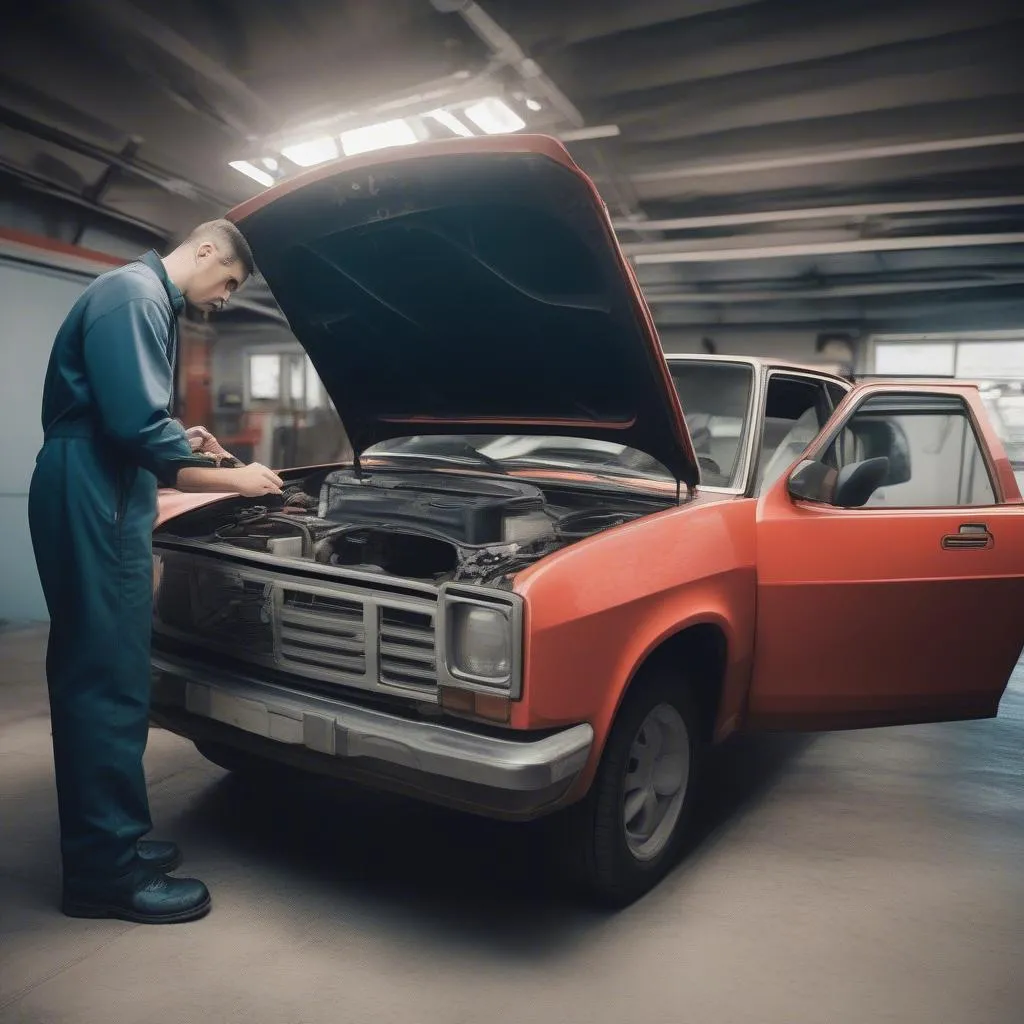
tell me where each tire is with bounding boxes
[561,669,703,908]
[194,740,277,779]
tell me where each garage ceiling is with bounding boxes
[2,0,1023,337]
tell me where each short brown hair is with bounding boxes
[187,218,255,277]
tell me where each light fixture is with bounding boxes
[463,97,526,135]
[340,118,418,156]
[526,98,542,111]
[260,156,279,171]
[228,160,275,188]
[279,136,339,167]
[425,108,474,137]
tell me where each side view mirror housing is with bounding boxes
[787,459,837,504]
[787,456,891,507]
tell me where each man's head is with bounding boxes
[164,219,255,313]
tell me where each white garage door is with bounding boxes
[0,258,92,622]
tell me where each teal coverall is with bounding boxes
[28,251,210,886]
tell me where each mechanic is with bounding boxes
[28,220,283,925]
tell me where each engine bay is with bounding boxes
[157,466,674,587]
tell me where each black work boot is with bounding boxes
[137,839,182,873]
[62,869,211,924]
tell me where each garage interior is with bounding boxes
[1,1,1022,1021]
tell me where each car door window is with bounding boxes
[821,394,996,507]
[755,376,832,494]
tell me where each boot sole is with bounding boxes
[62,894,211,924]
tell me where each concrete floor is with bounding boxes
[1,625,1022,1024]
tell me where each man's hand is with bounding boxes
[184,424,238,465]
[174,462,283,495]
[231,463,284,497]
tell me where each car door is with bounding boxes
[748,383,1024,731]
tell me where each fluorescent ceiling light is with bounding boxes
[463,97,526,135]
[425,108,474,137]
[279,136,339,167]
[229,160,275,188]
[340,118,418,156]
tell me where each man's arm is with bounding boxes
[82,297,212,485]
[83,296,283,496]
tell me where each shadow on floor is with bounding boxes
[176,728,815,956]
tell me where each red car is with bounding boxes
[150,136,1024,906]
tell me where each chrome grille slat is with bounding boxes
[379,662,436,684]
[379,623,434,646]
[379,642,434,665]
[279,643,365,673]
[281,625,365,655]
[279,607,362,636]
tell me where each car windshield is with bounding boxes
[364,359,755,488]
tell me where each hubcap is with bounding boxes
[622,703,690,862]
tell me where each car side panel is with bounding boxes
[512,497,758,795]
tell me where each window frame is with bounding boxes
[793,389,1006,511]
[747,370,840,497]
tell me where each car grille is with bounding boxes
[379,607,437,690]
[156,560,275,656]
[278,590,367,676]
[153,549,440,701]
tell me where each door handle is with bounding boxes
[941,523,993,549]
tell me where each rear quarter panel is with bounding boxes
[512,495,758,793]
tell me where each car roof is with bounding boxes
[664,352,852,386]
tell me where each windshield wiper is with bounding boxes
[371,442,509,475]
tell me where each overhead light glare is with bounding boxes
[340,118,418,156]
[425,108,474,137]
[279,136,339,167]
[260,156,279,171]
[526,98,542,112]
[229,160,275,188]
[463,97,526,135]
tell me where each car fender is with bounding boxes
[512,497,758,791]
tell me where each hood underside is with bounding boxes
[229,136,698,486]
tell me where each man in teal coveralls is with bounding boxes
[29,220,284,923]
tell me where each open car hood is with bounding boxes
[228,135,699,486]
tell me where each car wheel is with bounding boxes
[194,740,276,779]
[563,670,702,908]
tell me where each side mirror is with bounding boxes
[787,459,837,504]
[834,456,890,508]
[787,456,891,507]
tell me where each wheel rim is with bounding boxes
[622,702,690,862]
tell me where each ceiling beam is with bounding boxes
[643,277,1024,303]
[79,0,277,134]
[0,158,168,242]
[631,132,1024,184]
[631,232,1024,264]
[0,106,229,208]
[613,195,1024,232]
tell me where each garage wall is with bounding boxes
[659,329,826,362]
[0,258,92,623]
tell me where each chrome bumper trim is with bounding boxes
[151,653,593,793]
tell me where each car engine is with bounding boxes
[156,466,671,588]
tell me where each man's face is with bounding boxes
[184,241,247,312]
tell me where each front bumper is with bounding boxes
[150,652,594,820]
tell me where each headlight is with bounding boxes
[450,605,511,679]
[439,588,523,698]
